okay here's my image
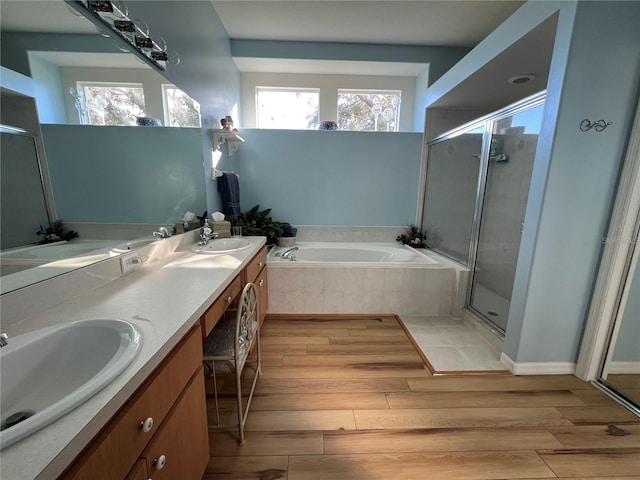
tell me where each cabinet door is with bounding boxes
[125,460,149,480]
[142,367,209,480]
[257,267,268,327]
[63,325,203,480]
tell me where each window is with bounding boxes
[77,82,145,126]
[162,85,201,127]
[256,87,319,129]
[337,90,401,132]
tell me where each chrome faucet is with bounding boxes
[152,226,171,239]
[0,333,8,348]
[276,246,298,261]
[198,227,219,245]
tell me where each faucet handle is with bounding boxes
[0,333,8,347]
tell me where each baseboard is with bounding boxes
[607,361,640,374]
[500,353,576,375]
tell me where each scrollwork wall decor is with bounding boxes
[580,119,613,132]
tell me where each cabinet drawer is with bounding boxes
[141,367,209,480]
[63,324,203,480]
[243,246,267,284]
[202,274,242,336]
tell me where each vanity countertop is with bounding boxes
[0,236,266,480]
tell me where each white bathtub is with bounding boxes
[267,242,467,316]
[268,242,438,265]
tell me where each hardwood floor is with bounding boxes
[202,315,640,479]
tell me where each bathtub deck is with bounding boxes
[203,315,640,480]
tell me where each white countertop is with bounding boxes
[0,236,266,480]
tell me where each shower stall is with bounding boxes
[421,93,545,335]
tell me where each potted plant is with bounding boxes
[228,205,293,245]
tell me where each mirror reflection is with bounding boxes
[600,241,640,409]
[0,1,206,293]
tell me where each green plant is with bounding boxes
[227,205,290,244]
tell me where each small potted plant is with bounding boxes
[396,225,425,248]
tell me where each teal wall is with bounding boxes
[41,125,206,224]
[427,0,640,365]
[508,0,640,364]
[218,129,423,226]
[28,55,66,124]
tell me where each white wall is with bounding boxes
[240,72,417,132]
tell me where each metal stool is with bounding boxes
[202,282,261,445]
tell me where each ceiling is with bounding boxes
[1,0,552,110]
[1,0,524,75]
[211,1,524,47]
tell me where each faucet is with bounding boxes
[198,227,219,245]
[152,226,171,239]
[276,246,298,261]
[0,333,8,348]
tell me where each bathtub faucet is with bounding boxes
[276,246,298,261]
[152,226,171,239]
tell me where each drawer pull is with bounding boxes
[139,417,154,433]
[259,261,263,267]
[259,279,264,287]
[154,454,166,470]
[226,296,233,303]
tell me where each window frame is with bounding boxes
[76,81,146,126]
[337,88,402,132]
[161,84,202,128]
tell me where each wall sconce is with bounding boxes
[64,0,179,73]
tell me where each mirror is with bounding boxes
[0,1,207,294]
[599,238,640,410]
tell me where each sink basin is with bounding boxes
[191,238,252,254]
[0,319,142,449]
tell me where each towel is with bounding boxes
[217,172,241,217]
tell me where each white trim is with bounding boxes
[607,361,640,375]
[575,99,640,381]
[501,353,575,375]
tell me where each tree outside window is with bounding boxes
[162,86,201,127]
[77,82,145,126]
[256,87,319,130]
[337,90,401,132]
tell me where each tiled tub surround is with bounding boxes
[268,243,468,316]
[0,235,266,480]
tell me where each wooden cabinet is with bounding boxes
[243,246,268,326]
[201,274,242,336]
[255,264,268,327]
[61,324,208,480]
[200,246,269,335]
[141,366,209,480]
[125,460,149,480]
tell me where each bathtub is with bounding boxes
[268,242,438,265]
[267,242,468,316]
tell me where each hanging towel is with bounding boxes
[217,172,241,217]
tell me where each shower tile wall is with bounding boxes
[268,265,462,316]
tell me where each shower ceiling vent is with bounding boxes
[508,74,536,85]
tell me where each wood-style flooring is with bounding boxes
[202,315,640,480]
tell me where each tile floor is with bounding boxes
[399,315,508,373]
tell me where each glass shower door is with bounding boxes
[422,126,484,265]
[468,104,544,333]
